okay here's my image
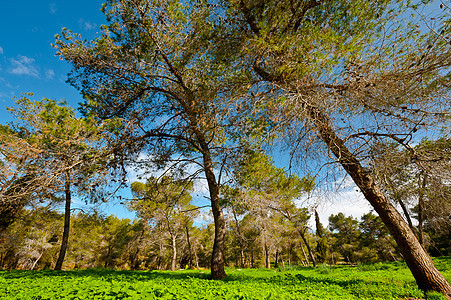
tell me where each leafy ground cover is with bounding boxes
[0,257,449,299]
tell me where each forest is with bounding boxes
[0,0,450,298]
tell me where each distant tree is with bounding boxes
[278,206,317,267]
[68,211,105,269]
[372,137,451,253]
[225,149,315,267]
[0,96,115,270]
[0,123,40,232]
[97,216,136,268]
[0,207,62,270]
[315,210,328,264]
[359,212,400,262]
[129,176,195,271]
[328,213,361,264]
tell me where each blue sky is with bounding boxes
[0,0,375,224]
[0,1,105,120]
[0,1,139,219]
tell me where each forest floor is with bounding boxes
[0,257,449,299]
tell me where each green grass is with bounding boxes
[0,257,449,299]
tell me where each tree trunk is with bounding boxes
[104,246,112,268]
[202,147,226,279]
[185,223,193,269]
[31,252,43,270]
[299,228,317,267]
[171,233,177,271]
[55,172,71,271]
[158,226,164,270]
[194,246,200,269]
[398,197,416,233]
[300,243,309,266]
[308,104,451,296]
[240,249,245,268]
[264,239,271,269]
[386,177,416,233]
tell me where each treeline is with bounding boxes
[1,205,448,271]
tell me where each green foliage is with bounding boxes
[236,149,314,197]
[425,291,448,300]
[129,176,195,233]
[2,258,450,299]
[315,210,328,263]
[328,212,399,264]
[1,96,116,205]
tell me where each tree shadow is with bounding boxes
[0,268,212,281]
[295,273,365,287]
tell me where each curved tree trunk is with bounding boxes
[398,197,416,233]
[386,177,416,233]
[55,172,71,270]
[300,243,309,266]
[299,228,317,267]
[308,105,451,297]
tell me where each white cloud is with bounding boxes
[0,46,4,55]
[0,91,10,103]
[9,55,40,78]
[312,190,372,228]
[49,3,57,14]
[45,69,55,80]
[79,19,97,31]
[297,177,373,228]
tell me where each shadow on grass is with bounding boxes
[294,273,366,288]
[0,268,212,281]
[0,267,320,287]
[1,268,296,285]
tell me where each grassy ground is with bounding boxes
[0,257,449,299]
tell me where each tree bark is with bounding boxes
[264,238,271,269]
[386,177,416,233]
[194,246,200,269]
[240,249,245,268]
[202,147,227,279]
[299,228,317,267]
[31,252,43,270]
[158,225,164,270]
[308,104,451,297]
[185,223,193,269]
[55,172,71,271]
[171,233,177,271]
[398,197,416,233]
[300,242,309,266]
